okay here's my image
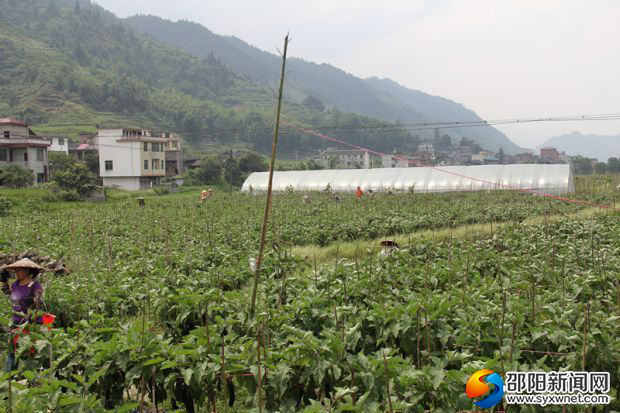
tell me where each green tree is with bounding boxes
[498,148,505,163]
[49,152,74,176]
[571,156,593,175]
[328,156,339,169]
[238,152,268,174]
[434,134,453,151]
[223,156,243,187]
[52,159,96,196]
[607,157,620,173]
[195,156,223,184]
[594,162,607,175]
[302,95,325,112]
[306,159,323,170]
[0,165,34,188]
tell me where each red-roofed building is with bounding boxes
[0,118,50,184]
[540,147,561,163]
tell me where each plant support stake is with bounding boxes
[250,33,289,316]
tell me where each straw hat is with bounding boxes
[3,258,44,272]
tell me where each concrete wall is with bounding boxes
[98,137,142,178]
[1,125,29,138]
[139,141,166,177]
[102,177,141,191]
[0,147,48,184]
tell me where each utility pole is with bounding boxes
[250,34,289,316]
[229,149,233,195]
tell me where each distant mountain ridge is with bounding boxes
[124,15,523,154]
[539,132,620,161]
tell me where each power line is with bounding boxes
[28,112,620,137]
[10,112,620,151]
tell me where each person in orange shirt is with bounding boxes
[356,186,363,199]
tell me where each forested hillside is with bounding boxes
[124,14,523,153]
[0,0,420,155]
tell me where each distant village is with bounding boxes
[0,117,598,191]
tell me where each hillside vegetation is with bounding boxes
[125,14,523,153]
[0,0,419,155]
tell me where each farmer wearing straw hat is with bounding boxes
[1,258,45,371]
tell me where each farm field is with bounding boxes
[0,184,619,412]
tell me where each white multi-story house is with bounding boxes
[0,118,50,184]
[96,128,168,191]
[320,149,370,169]
[381,154,408,168]
[46,136,69,154]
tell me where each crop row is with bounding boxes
[0,192,618,411]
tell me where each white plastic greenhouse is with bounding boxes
[241,164,575,194]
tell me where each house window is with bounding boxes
[144,142,148,152]
[152,159,158,170]
[144,160,148,170]
[0,148,6,161]
[59,138,64,146]
[105,160,113,171]
[23,152,28,162]
[36,148,44,161]
[152,143,158,152]
[3,131,9,138]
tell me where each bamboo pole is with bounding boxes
[250,34,290,316]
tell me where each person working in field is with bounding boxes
[1,258,45,371]
[200,189,209,202]
[356,186,364,199]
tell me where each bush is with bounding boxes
[154,187,170,196]
[0,165,34,188]
[0,197,11,216]
[59,190,81,202]
[52,160,96,196]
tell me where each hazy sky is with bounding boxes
[94,0,620,149]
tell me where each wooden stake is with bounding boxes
[509,316,517,364]
[250,34,290,316]
[257,323,264,413]
[383,352,394,413]
[581,300,590,371]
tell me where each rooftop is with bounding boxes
[0,118,27,127]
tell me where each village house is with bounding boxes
[96,128,168,191]
[320,148,370,169]
[0,118,51,184]
[514,152,538,164]
[163,133,183,177]
[417,143,436,160]
[381,154,426,168]
[471,150,497,163]
[68,133,98,160]
[540,147,561,163]
[452,145,472,165]
[45,135,69,154]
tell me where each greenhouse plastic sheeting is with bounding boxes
[241,164,575,194]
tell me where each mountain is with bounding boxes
[539,132,620,161]
[0,0,420,156]
[124,15,523,154]
[364,77,521,154]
